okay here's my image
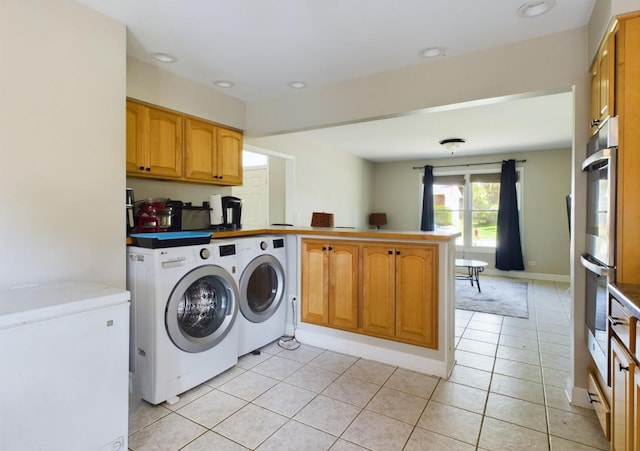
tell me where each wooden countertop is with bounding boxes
[126,226,460,245]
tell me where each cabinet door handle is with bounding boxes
[608,315,624,326]
[145,167,151,172]
[396,250,400,255]
[138,166,145,171]
[587,391,599,404]
[388,250,393,255]
[322,247,327,251]
[328,246,333,251]
[619,363,629,372]
[591,118,600,127]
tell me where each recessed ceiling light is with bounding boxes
[214,80,234,88]
[151,52,177,63]
[517,1,555,18]
[419,47,445,59]
[287,81,307,89]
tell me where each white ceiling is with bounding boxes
[77,0,594,162]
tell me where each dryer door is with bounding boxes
[166,265,239,353]
[240,255,285,323]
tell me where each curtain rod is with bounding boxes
[412,159,526,170]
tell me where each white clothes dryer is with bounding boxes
[127,241,240,405]
[235,236,287,356]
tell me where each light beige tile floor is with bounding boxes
[128,278,610,450]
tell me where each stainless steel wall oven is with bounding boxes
[580,116,618,384]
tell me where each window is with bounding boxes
[423,168,521,250]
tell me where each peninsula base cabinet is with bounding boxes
[301,238,439,349]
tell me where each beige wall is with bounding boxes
[374,148,571,276]
[0,0,126,289]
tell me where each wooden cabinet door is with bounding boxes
[146,107,182,179]
[184,118,217,182]
[590,32,616,134]
[126,101,147,174]
[362,245,395,338]
[611,337,636,451]
[634,366,640,451]
[216,128,243,185]
[328,242,359,330]
[395,245,438,348]
[301,240,329,325]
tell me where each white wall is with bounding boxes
[0,0,126,289]
[246,134,375,228]
[373,148,572,276]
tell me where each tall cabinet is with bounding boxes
[588,12,640,447]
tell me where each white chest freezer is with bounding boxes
[0,281,130,451]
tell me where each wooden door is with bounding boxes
[361,245,395,338]
[232,167,269,227]
[126,101,147,174]
[216,128,243,185]
[611,337,635,451]
[184,117,217,182]
[301,240,329,325]
[395,245,438,348]
[147,107,182,179]
[328,242,359,330]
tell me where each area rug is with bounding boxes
[455,276,529,318]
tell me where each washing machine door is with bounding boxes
[240,254,285,323]
[166,265,239,353]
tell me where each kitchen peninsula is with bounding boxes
[129,227,460,378]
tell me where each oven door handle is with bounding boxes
[580,254,611,276]
[581,148,613,172]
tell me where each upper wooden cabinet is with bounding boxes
[126,101,183,179]
[126,99,243,186]
[590,31,616,135]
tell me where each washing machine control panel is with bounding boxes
[199,248,210,260]
[260,241,268,251]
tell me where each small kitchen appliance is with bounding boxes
[134,198,174,233]
[222,196,242,229]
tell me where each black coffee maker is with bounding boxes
[221,196,242,229]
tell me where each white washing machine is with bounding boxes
[235,235,288,356]
[127,241,240,405]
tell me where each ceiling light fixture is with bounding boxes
[517,0,555,18]
[439,138,466,154]
[287,81,307,89]
[214,80,234,88]
[419,46,445,58]
[151,52,177,63]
